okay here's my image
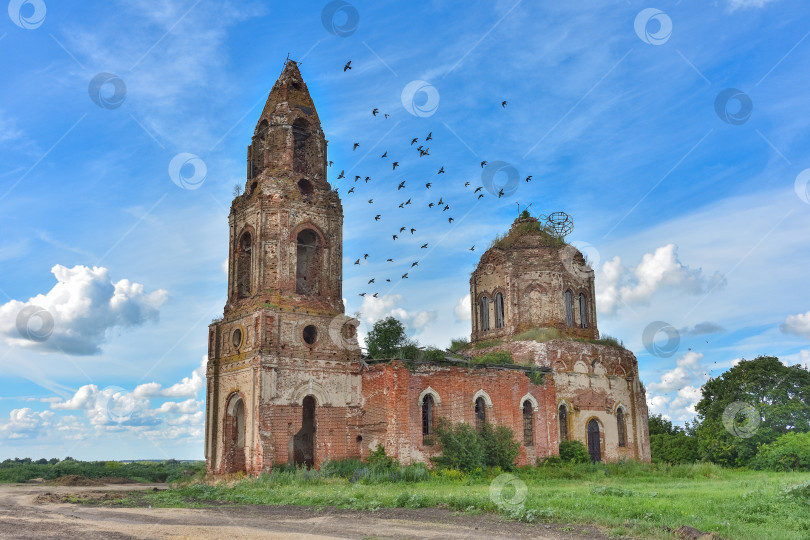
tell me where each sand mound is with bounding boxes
[43,475,104,486]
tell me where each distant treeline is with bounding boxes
[0,457,205,483]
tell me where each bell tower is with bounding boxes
[206,60,362,476]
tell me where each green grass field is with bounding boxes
[137,462,810,540]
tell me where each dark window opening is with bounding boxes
[356,435,363,443]
[617,408,627,448]
[579,293,588,328]
[523,400,534,446]
[495,292,505,328]
[474,397,486,431]
[558,404,569,442]
[296,229,320,295]
[232,328,242,349]
[564,290,573,327]
[224,396,246,473]
[293,395,316,468]
[292,118,311,174]
[298,179,314,197]
[251,120,269,179]
[480,296,490,331]
[302,325,317,345]
[236,232,253,298]
[587,419,602,462]
[422,394,435,444]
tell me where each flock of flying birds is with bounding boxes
[333,60,535,300]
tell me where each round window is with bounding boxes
[302,325,317,345]
[232,328,243,349]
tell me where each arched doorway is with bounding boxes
[587,419,601,463]
[224,395,246,473]
[293,395,316,468]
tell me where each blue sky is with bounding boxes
[1,0,809,459]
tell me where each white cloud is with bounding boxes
[134,356,206,398]
[454,294,471,321]
[0,265,168,355]
[728,0,779,10]
[597,244,725,315]
[648,351,707,394]
[0,408,54,440]
[359,294,437,332]
[780,311,810,339]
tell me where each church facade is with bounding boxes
[204,61,650,475]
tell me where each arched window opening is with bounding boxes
[587,419,602,462]
[298,179,314,201]
[294,395,316,468]
[251,120,269,178]
[494,292,505,328]
[292,118,311,174]
[422,394,435,444]
[617,408,627,448]
[296,229,320,295]
[558,404,569,442]
[224,395,246,473]
[474,397,486,431]
[236,231,253,298]
[579,293,588,328]
[564,290,573,327]
[522,401,534,446]
[480,296,490,331]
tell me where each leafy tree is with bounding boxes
[558,440,590,463]
[433,419,485,471]
[752,432,810,472]
[694,356,810,467]
[366,316,410,358]
[648,414,699,464]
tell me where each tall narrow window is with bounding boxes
[579,293,588,328]
[422,395,435,443]
[296,229,320,295]
[522,401,534,446]
[251,121,268,178]
[475,397,486,431]
[617,408,627,448]
[292,118,310,174]
[480,296,490,331]
[236,231,253,298]
[558,404,568,442]
[564,290,573,327]
[494,292,505,328]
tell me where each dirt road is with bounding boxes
[0,483,612,539]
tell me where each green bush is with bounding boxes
[753,432,810,472]
[559,440,591,464]
[367,444,396,470]
[480,423,520,470]
[422,347,447,362]
[433,419,519,471]
[474,350,514,364]
[449,338,469,352]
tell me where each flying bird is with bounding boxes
[364,253,369,259]
[404,198,411,205]
[392,235,398,240]
[354,175,360,182]
[498,188,504,198]
[438,197,443,205]
[477,193,484,199]
[384,113,389,118]
[368,278,375,284]
[337,170,345,179]
[419,148,430,157]
[372,108,379,116]
[359,292,366,296]
[469,245,475,251]
[399,227,406,233]
[398,180,406,190]
[344,60,352,71]
[525,175,532,182]
[448,217,454,223]
[421,243,428,248]
[328,160,334,166]
[480,160,487,168]
[368,199,373,204]
[474,186,482,193]
[385,279,391,282]
[428,203,434,208]
[402,273,409,279]
[438,166,445,174]
[381,151,387,158]
[354,259,360,265]
[374,214,381,221]
[425,182,431,189]
[426,132,432,141]
[387,258,394,262]
[348,187,355,194]
[501,100,507,108]
[464,181,470,187]
[411,261,419,267]
[372,293,378,298]
[392,162,400,170]
[410,138,418,145]
[398,203,404,208]
[353,142,359,150]
[443,205,449,211]
[364,176,371,183]
[410,228,416,234]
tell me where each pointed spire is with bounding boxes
[257,59,320,125]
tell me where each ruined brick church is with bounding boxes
[204,60,651,475]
